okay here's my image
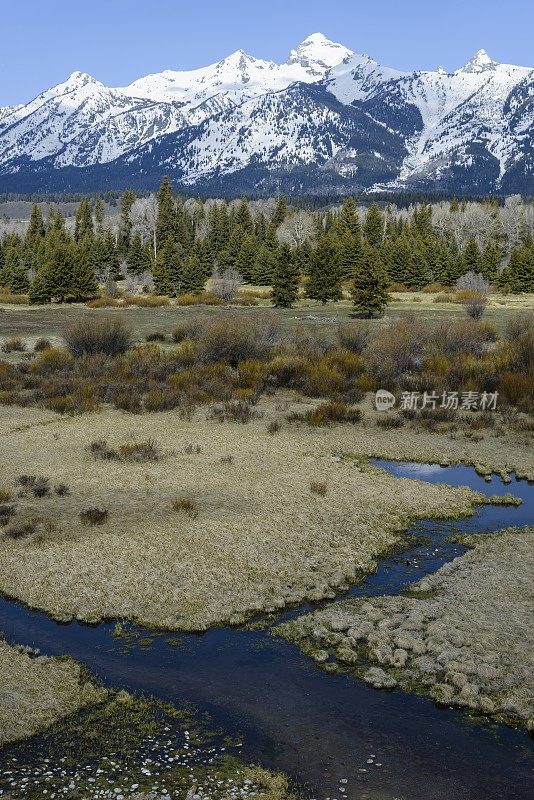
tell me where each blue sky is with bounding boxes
[1,0,533,105]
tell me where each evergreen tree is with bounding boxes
[351,246,390,318]
[463,237,481,273]
[181,254,206,295]
[74,199,94,242]
[153,235,182,296]
[218,226,244,272]
[127,233,148,276]
[252,244,276,285]
[156,176,176,250]
[307,235,342,303]
[500,246,534,293]
[94,197,106,232]
[25,204,45,250]
[271,196,287,229]
[71,235,98,301]
[339,196,361,238]
[8,266,30,295]
[480,239,502,283]
[118,190,136,253]
[271,243,299,308]
[235,234,257,283]
[363,203,385,248]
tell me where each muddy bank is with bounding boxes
[277,525,534,730]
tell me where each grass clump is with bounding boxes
[0,488,12,503]
[88,437,161,463]
[172,497,198,519]
[33,338,52,352]
[207,400,260,424]
[146,331,167,342]
[288,401,363,427]
[1,337,26,353]
[80,508,109,526]
[64,316,132,357]
[16,475,50,497]
[310,480,328,496]
[0,504,16,526]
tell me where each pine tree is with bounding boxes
[307,235,342,303]
[271,196,287,229]
[156,176,176,250]
[127,233,148,276]
[94,198,105,233]
[74,199,94,242]
[339,196,361,238]
[271,243,299,308]
[252,244,276,285]
[233,198,254,235]
[25,204,45,250]
[463,237,481,273]
[181,254,205,295]
[71,235,98,301]
[235,235,257,283]
[363,203,385,248]
[351,246,390,318]
[500,246,534,293]
[8,266,29,294]
[118,190,136,253]
[480,239,502,283]
[153,235,182,296]
[218,227,244,272]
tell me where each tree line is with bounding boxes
[0,178,533,316]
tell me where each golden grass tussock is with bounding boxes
[0,639,106,745]
[0,400,484,631]
[277,527,534,731]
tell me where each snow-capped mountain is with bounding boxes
[0,35,531,194]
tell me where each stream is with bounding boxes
[1,462,533,800]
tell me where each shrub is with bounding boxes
[0,292,29,305]
[433,293,457,304]
[118,437,161,462]
[421,283,445,293]
[197,316,272,366]
[0,504,16,526]
[2,337,26,353]
[64,316,133,357]
[365,317,430,383]
[210,268,243,302]
[4,519,37,539]
[113,389,142,413]
[16,475,50,497]
[0,488,12,503]
[172,321,200,343]
[310,480,328,496]
[207,400,260,424]
[54,483,70,496]
[388,282,410,292]
[302,361,344,397]
[289,401,362,427]
[503,315,534,372]
[34,338,52,352]
[171,497,198,518]
[146,331,166,342]
[80,507,109,525]
[123,295,169,307]
[220,455,233,465]
[45,394,78,415]
[88,439,118,461]
[86,296,123,308]
[456,272,490,294]
[267,420,281,435]
[464,295,487,320]
[184,443,201,454]
[30,347,73,374]
[338,322,370,354]
[144,387,180,412]
[376,414,405,429]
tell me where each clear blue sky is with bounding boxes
[1,0,532,106]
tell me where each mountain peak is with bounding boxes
[287,32,353,75]
[459,49,498,74]
[62,71,102,91]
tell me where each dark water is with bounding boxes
[1,462,533,800]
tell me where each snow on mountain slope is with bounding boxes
[0,71,188,169]
[0,36,531,194]
[123,34,353,115]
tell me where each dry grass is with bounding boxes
[278,527,534,731]
[0,638,106,745]
[0,400,485,631]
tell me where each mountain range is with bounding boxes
[0,33,532,195]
